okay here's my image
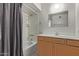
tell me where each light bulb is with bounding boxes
[54,4,60,9]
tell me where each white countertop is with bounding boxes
[38,34,79,40]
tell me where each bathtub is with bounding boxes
[23,41,37,56]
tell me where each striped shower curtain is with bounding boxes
[0,3,23,56]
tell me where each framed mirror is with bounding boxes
[48,11,68,27]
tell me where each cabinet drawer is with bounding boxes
[54,38,66,44]
[38,36,53,42]
[67,39,79,47]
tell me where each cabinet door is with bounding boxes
[55,44,68,56]
[37,40,54,56]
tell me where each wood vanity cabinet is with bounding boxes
[37,36,79,56]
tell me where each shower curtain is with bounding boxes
[0,3,23,56]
